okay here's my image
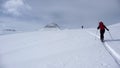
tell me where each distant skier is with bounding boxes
[81,26,84,29]
[97,21,109,42]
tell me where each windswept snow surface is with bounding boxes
[106,23,120,64]
[0,25,120,68]
[88,23,120,66]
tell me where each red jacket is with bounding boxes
[97,21,109,31]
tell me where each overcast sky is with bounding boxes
[0,0,120,28]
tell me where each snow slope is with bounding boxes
[87,23,120,65]
[106,23,120,64]
[0,23,120,68]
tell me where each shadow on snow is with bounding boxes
[105,39,120,42]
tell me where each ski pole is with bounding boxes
[108,31,113,40]
[95,30,98,40]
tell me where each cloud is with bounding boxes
[2,0,31,16]
[25,0,120,27]
[0,0,120,28]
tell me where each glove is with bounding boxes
[97,27,99,30]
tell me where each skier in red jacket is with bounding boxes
[97,21,109,42]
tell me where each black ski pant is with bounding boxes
[100,29,105,41]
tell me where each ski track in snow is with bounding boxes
[0,29,120,68]
[104,42,120,66]
[87,30,120,66]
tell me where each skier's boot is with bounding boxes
[101,38,104,42]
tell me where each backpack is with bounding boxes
[99,22,105,30]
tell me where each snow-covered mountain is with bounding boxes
[0,23,120,68]
[0,20,44,35]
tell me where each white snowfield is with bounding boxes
[0,23,120,68]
